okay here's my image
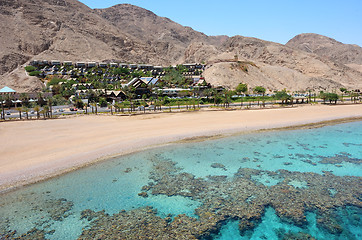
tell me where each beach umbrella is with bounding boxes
[12,99,22,107]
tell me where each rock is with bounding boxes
[138,192,148,198]
[210,163,227,171]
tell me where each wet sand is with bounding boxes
[1,104,361,192]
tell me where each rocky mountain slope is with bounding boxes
[94,4,228,65]
[286,33,362,65]
[0,0,361,92]
[286,33,362,74]
[0,0,164,91]
[203,36,362,91]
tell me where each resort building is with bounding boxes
[162,88,190,97]
[75,62,86,68]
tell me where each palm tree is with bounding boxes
[37,92,46,106]
[20,93,29,108]
[16,107,22,120]
[236,83,248,107]
[253,86,266,107]
[351,92,359,103]
[319,91,327,104]
[176,100,181,110]
[122,86,136,112]
[108,103,113,115]
[40,109,46,119]
[149,96,154,106]
[43,106,50,119]
[90,102,98,114]
[307,89,312,103]
[4,94,12,109]
[0,95,5,120]
[47,97,53,118]
[154,97,162,111]
[140,100,147,113]
[84,101,88,114]
[213,89,220,106]
[275,90,291,105]
[141,94,148,114]
[202,88,213,104]
[114,102,121,113]
[34,105,40,119]
[23,106,29,120]
[222,90,234,108]
[122,101,131,113]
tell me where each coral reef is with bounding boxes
[78,157,361,239]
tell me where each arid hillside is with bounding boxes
[286,33,362,74]
[0,0,161,91]
[286,33,362,65]
[203,36,362,91]
[95,4,227,63]
[0,0,361,92]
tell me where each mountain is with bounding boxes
[0,0,361,92]
[203,36,362,91]
[0,0,162,91]
[286,33,362,73]
[94,4,227,64]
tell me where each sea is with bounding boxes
[0,121,361,239]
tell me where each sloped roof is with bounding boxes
[140,77,159,85]
[0,86,16,93]
[149,78,159,85]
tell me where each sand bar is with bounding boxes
[1,104,362,192]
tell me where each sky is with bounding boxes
[78,0,362,46]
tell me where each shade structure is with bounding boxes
[0,86,16,93]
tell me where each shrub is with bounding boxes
[47,77,65,86]
[25,66,36,72]
[29,71,41,76]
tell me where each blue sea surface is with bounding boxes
[0,121,361,239]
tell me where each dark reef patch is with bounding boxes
[77,157,361,239]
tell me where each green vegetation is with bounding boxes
[236,83,248,95]
[47,77,66,87]
[113,67,130,76]
[162,65,190,87]
[24,66,36,72]
[319,92,339,104]
[29,71,41,76]
[13,62,361,121]
[274,90,292,104]
[253,86,266,106]
[326,93,339,104]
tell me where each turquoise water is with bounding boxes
[0,121,361,239]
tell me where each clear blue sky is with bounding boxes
[78,0,362,46]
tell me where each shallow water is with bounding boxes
[0,121,361,239]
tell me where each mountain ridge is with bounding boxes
[286,33,362,65]
[0,0,361,92]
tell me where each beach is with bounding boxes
[1,104,362,192]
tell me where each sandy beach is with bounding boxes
[1,104,361,192]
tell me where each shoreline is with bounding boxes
[1,104,362,193]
